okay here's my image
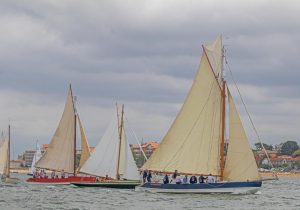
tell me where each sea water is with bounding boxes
[0,174,299,210]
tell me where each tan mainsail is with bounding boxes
[223,90,260,181]
[142,51,222,175]
[0,136,9,176]
[77,115,91,171]
[36,87,76,174]
[203,35,223,80]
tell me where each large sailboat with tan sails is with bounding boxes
[26,85,96,184]
[136,36,263,194]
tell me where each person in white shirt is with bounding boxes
[207,174,215,183]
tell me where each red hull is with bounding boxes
[26,176,96,184]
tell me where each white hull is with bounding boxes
[135,186,260,194]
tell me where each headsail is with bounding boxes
[77,115,91,171]
[142,43,222,175]
[223,90,260,181]
[35,86,76,173]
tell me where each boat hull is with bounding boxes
[135,181,262,194]
[26,176,96,185]
[71,180,141,189]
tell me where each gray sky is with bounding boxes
[0,0,299,158]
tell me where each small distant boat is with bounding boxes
[0,125,19,184]
[71,104,141,189]
[27,141,43,176]
[136,36,262,194]
[26,85,95,184]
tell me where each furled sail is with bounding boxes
[0,135,9,176]
[35,87,76,173]
[80,106,139,180]
[77,115,91,171]
[142,45,222,175]
[223,90,260,181]
[30,142,43,174]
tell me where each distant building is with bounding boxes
[10,160,24,169]
[130,141,160,168]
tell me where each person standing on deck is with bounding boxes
[163,174,169,184]
[143,170,148,183]
[170,170,178,183]
[146,171,152,183]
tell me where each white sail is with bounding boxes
[142,44,222,175]
[77,115,91,171]
[223,90,260,181]
[35,86,76,173]
[119,114,140,180]
[30,142,42,174]
[80,106,139,180]
[0,136,9,176]
[80,113,119,178]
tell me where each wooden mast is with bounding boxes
[116,104,124,180]
[220,44,226,180]
[70,84,77,176]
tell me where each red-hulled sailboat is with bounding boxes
[26,85,96,184]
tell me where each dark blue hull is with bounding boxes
[136,181,262,194]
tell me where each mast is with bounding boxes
[7,124,10,178]
[116,104,124,180]
[70,84,77,176]
[220,44,226,180]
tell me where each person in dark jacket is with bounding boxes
[143,170,148,183]
[199,175,207,183]
[147,171,152,183]
[163,174,169,184]
[189,175,197,184]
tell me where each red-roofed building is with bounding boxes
[130,141,160,168]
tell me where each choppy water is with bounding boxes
[0,174,299,210]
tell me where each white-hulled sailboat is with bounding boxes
[0,125,19,184]
[71,104,141,188]
[136,36,262,194]
[26,85,96,184]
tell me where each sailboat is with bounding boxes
[71,104,141,189]
[0,125,19,184]
[27,141,43,176]
[26,85,96,184]
[136,36,262,194]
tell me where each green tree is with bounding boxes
[280,141,299,155]
[254,142,273,150]
[292,149,300,157]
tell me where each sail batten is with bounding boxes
[223,89,260,181]
[35,87,76,173]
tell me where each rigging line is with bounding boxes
[225,58,277,178]
[125,117,148,161]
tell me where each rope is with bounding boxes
[125,117,148,160]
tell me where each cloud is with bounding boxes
[0,0,300,157]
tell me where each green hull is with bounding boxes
[71,180,141,189]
